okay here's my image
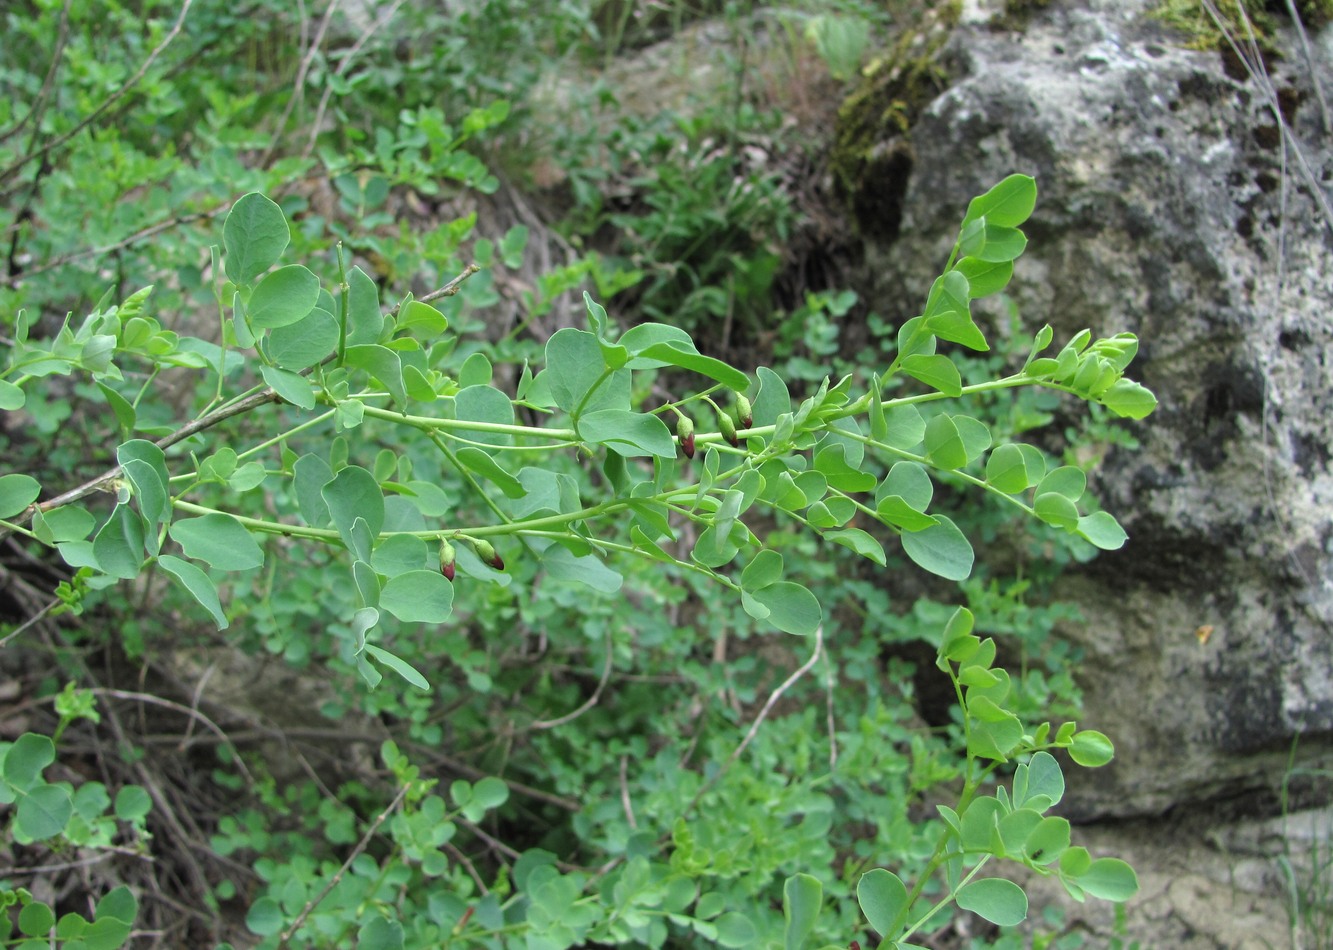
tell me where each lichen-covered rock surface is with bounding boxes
[853,0,1332,819]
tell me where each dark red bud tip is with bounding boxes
[849,942,860,950]
[441,562,456,581]
[676,414,695,459]
[473,539,504,571]
[718,410,739,447]
[735,394,753,430]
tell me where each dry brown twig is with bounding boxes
[277,782,411,948]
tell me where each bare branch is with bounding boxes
[277,782,411,948]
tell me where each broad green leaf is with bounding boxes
[579,409,675,458]
[1068,730,1115,767]
[969,713,1024,760]
[260,365,316,410]
[1036,466,1086,502]
[1060,846,1092,877]
[953,415,992,462]
[926,310,989,351]
[371,534,429,577]
[1077,511,1128,550]
[997,808,1044,857]
[93,504,145,578]
[751,581,821,635]
[692,524,740,568]
[114,785,152,821]
[4,733,54,790]
[1034,493,1079,530]
[715,912,756,948]
[1015,751,1065,810]
[741,549,783,591]
[924,415,967,470]
[158,555,228,629]
[345,344,407,407]
[1075,858,1139,902]
[857,868,908,937]
[455,447,525,498]
[634,342,750,391]
[246,265,319,328]
[268,307,339,369]
[117,440,171,525]
[960,796,1005,853]
[543,328,629,415]
[883,404,925,450]
[454,385,515,445]
[17,784,72,840]
[224,193,289,284]
[34,505,95,543]
[1099,379,1157,419]
[973,224,1027,262]
[541,545,624,593]
[345,266,384,346]
[322,466,385,553]
[901,515,973,580]
[985,444,1029,493]
[97,381,136,431]
[18,901,55,937]
[783,874,822,950]
[0,379,24,409]
[752,367,791,429]
[380,570,454,623]
[902,354,962,397]
[956,878,1027,926]
[398,299,448,339]
[618,323,694,366]
[363,645,430,690]
[459,352,493,388]
[825,528,886,565]
[964,174,1037,228]
[813,443,876,492]
[0,473,41,518]
[170,514,263,571]
[1025,816,1071,864]
[953,257,1013,297]
[473,776,510,810]
[293,454,333,527]
[245,897,283,936]
[95,886,138,924]
[876,496,937,532]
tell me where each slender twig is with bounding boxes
[443,841,489,894]
[92,688,255,786]
[277,782,411,948]
[0,0,73,147]
[301,0,407,160]
[677,625,824,822]
[0,597,59,649]
[3,387,282,537]
[0,0,196,188]
[2,208,225,288]
[822,647,838,770]
[1284,0,1330,134]
[259,0,339,166]
[531,634,614,730]
[618,755,637,829]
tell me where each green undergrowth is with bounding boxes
[2,3,1152,948]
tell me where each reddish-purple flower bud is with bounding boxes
[717,409,739,447]
[439,540,456,581]
[735,393,753,430]
[676,414,696,459]
[473,539,504,571]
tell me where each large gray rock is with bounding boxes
[857,0,1333,817]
